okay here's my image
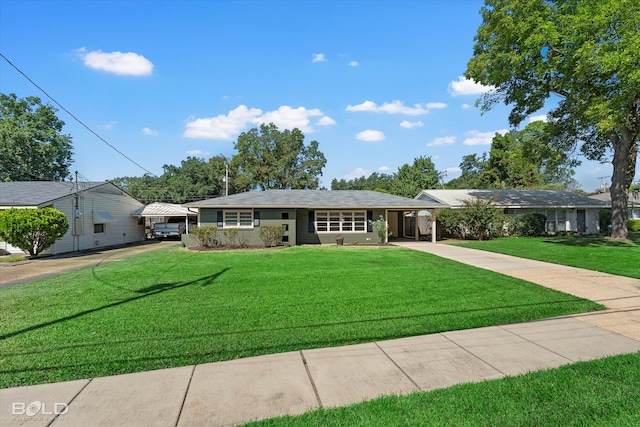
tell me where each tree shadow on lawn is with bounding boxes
[543,235,639,248]
[0,268,230,341]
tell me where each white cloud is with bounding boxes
[425,102,447,110]
[346,100,447,116]
[343,167,371,180]
[186,149,210,157]
[448,76,494,96]
[379,166,390,172]
[77,47,153,76]
[529,114,548,123]
[317,116,336,126]
[461,103,472,110]
[183,105,263,140]
[99,121,117,130]
[463,129,509,146]
[349,61,359,67]
[141,127,159,136]
[445,166,461,174]
[427,136,456,147]
[400,120,424,129]
[312,53,326,62]
[255,106,325,133]
[356,130,385,142]
[183,105,332,140]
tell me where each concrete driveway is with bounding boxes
[0,241,178,288]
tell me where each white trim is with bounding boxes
[315,210,367,233]
[223,209,254,228]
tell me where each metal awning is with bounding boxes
[93,210,116,223]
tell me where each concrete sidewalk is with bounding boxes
[2,243,639,426]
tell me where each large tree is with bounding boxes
[230,123,326,191]
[0,93,73,181]
[466,0,640,239]
[391,155,442,198]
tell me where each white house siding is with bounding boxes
[46,187,145,255]
[504,208,601,234]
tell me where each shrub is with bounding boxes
[437,209,465,239]
[514,213,547,237]
[369,215,389,243]
[190,225,218,247]
[0,207,69,256]
[258,225,286,247]
[223,228,249,247]
[629,219,640,232]
[459,196,503,240]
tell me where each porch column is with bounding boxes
[415,210,419,241]
[431,208,437,243]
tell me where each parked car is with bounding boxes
[153,222,186,240]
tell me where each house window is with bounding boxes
[545,210,567,233]
[315,211,367,233]
[94,223,105,234]
[224,210,253,228]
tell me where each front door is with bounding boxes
[577,210,586,233]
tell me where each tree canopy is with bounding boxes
[231,123,327,191]
[391,156,442,198]
[466,0,640,238]
[112,155,230,203]
[0,93,73,181]
[331,172,394,193]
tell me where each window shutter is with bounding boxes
[367,210,373,232]
[254,210,260,227]
[308,210,315,232]
[217,211,223,227]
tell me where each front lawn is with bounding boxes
[456,234,640,279]
[245,351,640,426]
[0,246,602,388]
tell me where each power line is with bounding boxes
[0,52,157,177]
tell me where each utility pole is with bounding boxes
[224,163,229,196]
[597,176,610,192]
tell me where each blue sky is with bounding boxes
[0,0,615,192]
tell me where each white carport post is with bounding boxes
[431,208,437,243]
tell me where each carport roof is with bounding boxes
[186,190,448,210]
[133,202,197,217]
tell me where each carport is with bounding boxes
[132,203,197,234]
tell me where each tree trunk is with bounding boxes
[609,131,635,239]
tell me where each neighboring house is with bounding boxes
[185,190,449,245]
[416,189,609,235]
[588,191,640,220]
[0,181,145,255]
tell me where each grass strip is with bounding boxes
[456,234,640,279]
[245,351,640,426]
[0,246,602,388]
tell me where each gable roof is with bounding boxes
[186,190,448,209]
[588,191,640,207]
[0,181,125,207]
[416,189,609,209]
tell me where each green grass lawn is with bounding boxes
[455,233,640,279]
[0,245,602,388]
[245,351,640,426]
